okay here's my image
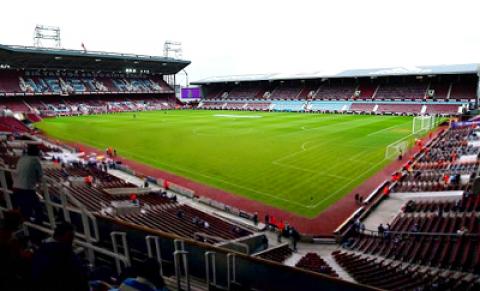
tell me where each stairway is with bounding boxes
[323,253,356,283]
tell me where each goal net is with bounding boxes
[412,115,436,135]
[385,140,408,159]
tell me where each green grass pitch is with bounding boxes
[36,110,416,218]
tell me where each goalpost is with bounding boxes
[385,140,408,159]
[412,115,436,135]
[385,116,439,160]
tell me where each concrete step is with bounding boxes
[165,275,209,291]
[322,254,356,283]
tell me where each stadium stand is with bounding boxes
[0,70,173,95]
[332,122,480,290]
[313,83,356,100]
[295,253,339,277]
[374,82,428,100]
[0,116,31,132]
[270,84,304,99]
[245,101,271,111]
[309,100,351,112]
[193,66,477,116]
[450,78,478,101]
[227,85,264,99]
[333,251,479,290]
[1,42,480,290]
[375,103,421,114]
[429,81,450,99]
[356,81,377,99]
[255,243,293,263]
[350,102,376,113]
[0,133,364,291]
[272,100,306,111]
[426,103,462,115]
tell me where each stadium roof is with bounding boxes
[193,63,480,84]
[0,44,190,75]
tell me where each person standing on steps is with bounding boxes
[12,144,43,222]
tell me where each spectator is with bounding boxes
[277,227,283,243]
[203,221,210,229]
[192,216,198,225]
[0,210,31,291]
[232,226,241,235]
[392,235,401,250]
[457,226,467,235]
[384,223,391,239]
[31,222,89,291]
[261,236,268,249]
[405,200,415,212]
[176,210,184,219]
[289,227,300,252]
[12,144,43,221]
[353,219,361,233]
[252,212,258,225]
[377,224,385,236]
[101,160,108,172]
[130,194,139,206]
[195,218,204,227]
[410,223,419,233]
[85,175,94,187]
[119,258,168,291]
[342,237,355,249]
[360,223,365,234]
[438,204,444,217]
[382,186,390,197]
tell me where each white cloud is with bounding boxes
[0,0,479,83]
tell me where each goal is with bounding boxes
[412,115,436,135]
[385,140,408,159]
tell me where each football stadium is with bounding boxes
[1,1,480,290]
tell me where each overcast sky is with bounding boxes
[1,0,479,83]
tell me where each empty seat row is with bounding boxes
[333,251,478,290]
[295,253,338,277]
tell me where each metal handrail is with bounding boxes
[42,176,100,242]
[194,231,227,243]
[23,221,130,271]
[174,250,190,291]
[226,253,237,290]
[146,236,164,276]
[111,231,131,274]
[204,251,217,290]
[0,168,13,209]
[357,228,480,238]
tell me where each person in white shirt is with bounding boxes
[12,144,43,221]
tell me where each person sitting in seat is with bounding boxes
[457,226,467,235]
[176,210,184,219]
[192,216,199,225]
[119,258,168,291]
[0,210,32,291]
[31,222,89,291]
